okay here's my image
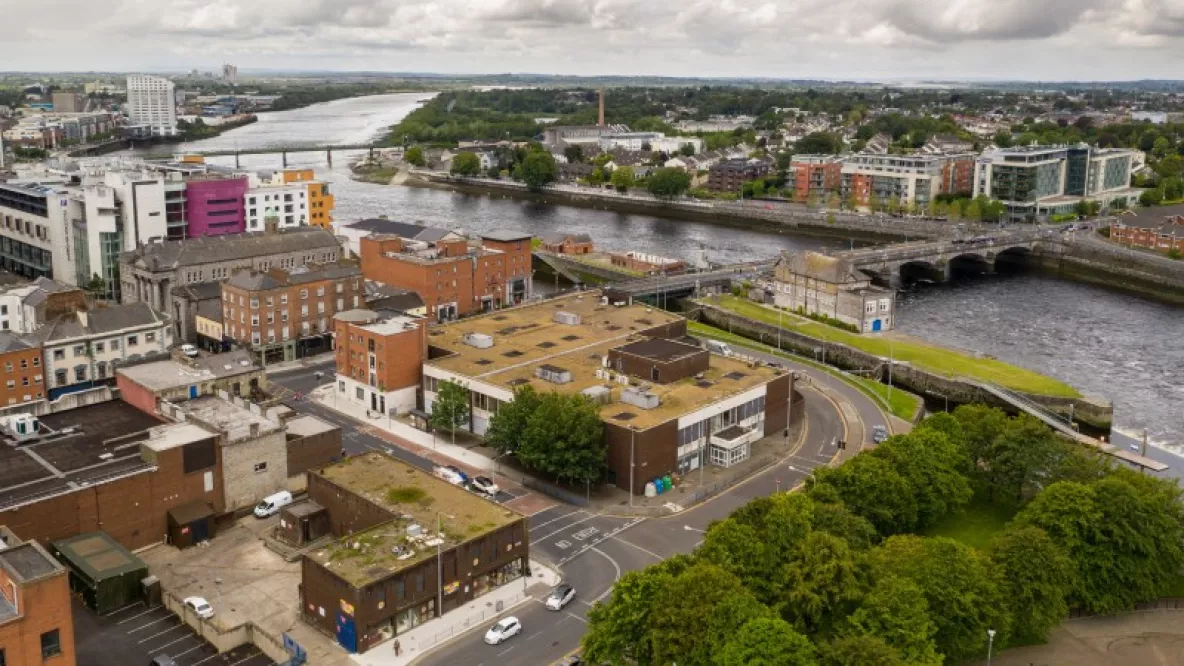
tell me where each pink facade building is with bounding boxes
[186,176,247,237]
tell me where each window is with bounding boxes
[93,342,103,354]
[19,359,26,369]
[109,339,119,351]
[300,289,308,299]
[74,345,85,356]
[316,286,324,296]
[250,298,259,309]
[336,298,344,310]
[317,302,325,314]
[53,349,65,361]
[145,332,156,343]
[74,366,86,382]
[5,380,12,389]
[300,305,308,316]
[336,283,343,293]
[2,363,9,373]
[127,335,138,346]
[281,294,288,304]
[254,462,268,473]
[21,377,28,387]
[41,629,61,658]
[266,296,274,307]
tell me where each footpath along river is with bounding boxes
[127,92,1183,453]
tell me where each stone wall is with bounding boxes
[1037,237,1184,304]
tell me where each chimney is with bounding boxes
[598,89,605,127]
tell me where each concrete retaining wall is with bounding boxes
[1037,237,1184,304]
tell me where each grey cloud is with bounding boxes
[885,0,1110,42]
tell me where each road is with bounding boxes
[266,353,886,666]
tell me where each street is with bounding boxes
[266,351,885,666]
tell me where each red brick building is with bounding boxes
[791,156,842,203]
[0,527,75,666]
[538,232,593,255]
[1110,209,1184,254]
[940,154,976,196]
[0,333,43,408]
[360,230,532,321]
[333,309,427,417]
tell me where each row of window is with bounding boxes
[49,333,153,361]
[677,395,767,447]
[3,357,37,371]
[4,375,42,388]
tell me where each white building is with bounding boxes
[244,183,309,231]
[126,75,178,137]
[598,132,703,155]
[972,144,1138,219]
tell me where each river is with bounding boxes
[127,92,1184,452]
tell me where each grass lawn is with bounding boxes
[922,497,1018,551]
[706,295,1080,398]
[687,321,922,422]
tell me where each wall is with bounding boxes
[0,346,45,408]
[0,570,76,666]
[186,178,247,238]
[286,429,342,480]
[220,429,288,513]
[603,419,679,495]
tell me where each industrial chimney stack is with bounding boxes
[598,89,605,127]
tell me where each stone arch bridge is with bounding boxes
[837,230,1054,288]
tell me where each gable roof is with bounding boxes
[29,302,168,344]
[347,219,455,243]
[122,227,339,272]
[0,331,34,353]
[775,251,861,284]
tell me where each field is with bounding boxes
[707,295,1080,398]
[921,497,1018,550]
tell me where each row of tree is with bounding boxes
[582,406,1184,665]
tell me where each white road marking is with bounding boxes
[554,540,571,550]
[104,602,145,617]
[571,527,599,541]
[528,508,585,533]
[171,642,207,660]
[117,607,159,624]
[227,651,266,666]
[609,536,666,562]
[557,517,645,567]
[532,513,598,543]
[148,633,197,653]
[139,623,186,644]
[589,546,622,604]
[128,615,175,633]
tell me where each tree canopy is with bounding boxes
[404,145,426,167]
[646,167,692,199]
[429,379,469,444]
[449,151,481,176]
[517,151,558,191]
[487,389,604,483]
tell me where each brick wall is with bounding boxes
[220,430,288,513]
[0,346,44,407]
[286,429,342,480]
[0,570,76,666]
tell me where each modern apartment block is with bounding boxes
[332,309,426,416]
[0,183,62,282]
[126,75,178,137]
[220,263,363,363]
[972,144,1137,219]
[840,153,976,209]
[244,181,308,232]
[422,293,798,492]
[183,174,248,237]
[359,225,532,321]
[0,526,76,666]
[707,158,771,192]
[790,155,843,202]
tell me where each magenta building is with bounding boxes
[186,176,247,237]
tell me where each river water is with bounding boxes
[127,93,1184,451]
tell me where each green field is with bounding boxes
[706,295,1080,398]
[687,321,922,422]
[921,498,1018,550]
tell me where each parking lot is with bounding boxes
[74,599,274,666]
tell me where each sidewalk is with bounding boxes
[350,560,562,666]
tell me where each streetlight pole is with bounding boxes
[887,338,894,401]
[986,629,996,666]
[629,426,636,508]
[492,451,509,488]
[437,511,454,619]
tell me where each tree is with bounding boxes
[679,142,696,157]
[952,404,1009,471]
[430,380,469,445]
[699,518,777,602]
[516,392,604,483]
[1141,187,1165,207]
[776,531,865,634]
[564,144,585,164]
[583,554,694,666]
[1152,136,1172,158]
[795,132,844,154]
[989,527,1075,643]
[812,454,918,535]
[810,500,879,551]
[841,575,942,666]
[819,635,905,666]
[716,617,818,666]
[518,151,558,191]
[483,386,540,455]
[84,274,107,300]
[868,536,1010,661]
[648,563,771,666]
[870,429,972,529]
[404,146,426,167]
[610,166,635,192]
[450,151,481,177]
[588,167,606,187]
[646,167,692,200]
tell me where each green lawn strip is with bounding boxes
[706,295,1080,398]
[687,321,920,422]
[921,496,1018,551]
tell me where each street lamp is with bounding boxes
[986,629,996,666]
[491,451,510,488]
[436,511,455,619]
[629,425,636,508]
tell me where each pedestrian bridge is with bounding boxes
[838,230,1052,287]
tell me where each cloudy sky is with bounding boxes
[6,0,1184,80]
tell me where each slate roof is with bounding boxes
[122,227,339,272]
[776,251,861,284]
[226,263,361,291]
[1115,205,1184,231]
[28,302,168,344]
[171,280,223,302]
[368,292,425,313]
[480,230,532,242]
[21,278,76,307]
[0,331,34,354]
[346,219,454,243]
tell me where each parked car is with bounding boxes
[254,490,293,518]
[434,465,468,486]
[704,340,734,357]
[149,657,178,666]
[180,343,199,358]
[545,584,576,611]
[470,476,499,496]
[484,616,522,645]
[872,425,890,444]
[183,597,214,619]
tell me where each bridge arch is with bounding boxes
[898,260,945,286]
[994,245,1034,273]
[948,252,993,279]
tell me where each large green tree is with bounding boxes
[812,454,918,535]
[989,526,1076,643]
[716,617,818,666]
[610,165,635,192]
[776,531,865,634]
[842,575,942,666]
[483,385,540,455]
[646,167,692,200]
[647,563,770,666]
[819,635,906,666]
[516,392,604,483]
[449,151,481,176]
[429,379,469,444]
[871,429,972,529]
[404,145,426,167]
[517,151,558,191]
[583,554,695,666]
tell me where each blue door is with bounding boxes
[189,385,199,399]
[872,319,882,332]
[336,611,357,653]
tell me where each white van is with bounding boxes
[705,340,733,357]
[254,491,293,518]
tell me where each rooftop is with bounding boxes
[179,396,282,442]
[0,540,63,584]
[480,230,532,242]
[0,401,165,511]
[226,262,360,291]
[122,227,339,272]
[1115,204,1184,230]
[284,415,338,439]
[346,219,456,244]
[308,452,521,587]
[116,349,258,392]
[613,338,702,363]
[141,423,218,453]
[0,331,34,354]
[426,293,782,429]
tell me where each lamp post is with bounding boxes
[629,425,636,508]
[887,338,895,402]
[986,629,996,666]
[437,511,455,619]
[492,451,510,488]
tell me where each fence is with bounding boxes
[413,589,529,652]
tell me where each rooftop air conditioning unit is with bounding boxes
[536,364,572,385]
[553,311,581,326]
[463,333,494,349]
[621,386,660,410]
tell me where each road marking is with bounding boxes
[117,607,158,624]
[557,517,645,566]
[138,623,185,643]
[148,633,197,653]
[171,642,207,660]
[104,602,145,617]
[532,513,598,543]
[571,527,599,541]
[564,610,588,624]
[497,644,517,656]
[554,540,571,550]
[190,653,224,666]
[128,615,175,633]
[589,546,622,603]
[528,508,585,533]
[610,536,666,561]
[227,651,265,666]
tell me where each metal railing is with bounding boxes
[415,589,529,651]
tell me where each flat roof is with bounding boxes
[116,350,259,392]
[614,338,703,363]
[284,415,338,438]
[142,423,217,452]
[0,402,165,511]
[426,293,783,429]
[361,315,422,336]
[180,396,281,440]
[308,452,521,587]
[53,531,147,583]
[0,541,63,584]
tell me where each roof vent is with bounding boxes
[553,311,581,326]
[535,364,572,384]
[463,332,494,349]
[621,387,660,410]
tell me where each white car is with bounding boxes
[470,476,499,497]
[183,596,214,619]
[180,344,199,358]
[484,616,521,645]
[545,584,576,611]
[433,465,467,486]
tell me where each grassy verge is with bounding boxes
[706,295,1080,398]
[921,496,1018,550]
[351,165,398,184]
[688,321,921,422]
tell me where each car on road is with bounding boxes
[470,475,499,496]
[545,584,576,611]
[872,425,890,444]
[149,656,179,666]
[434,465,469,486]
[484,616,521,645]
[183,597,214,619]
[180,343,199,358]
